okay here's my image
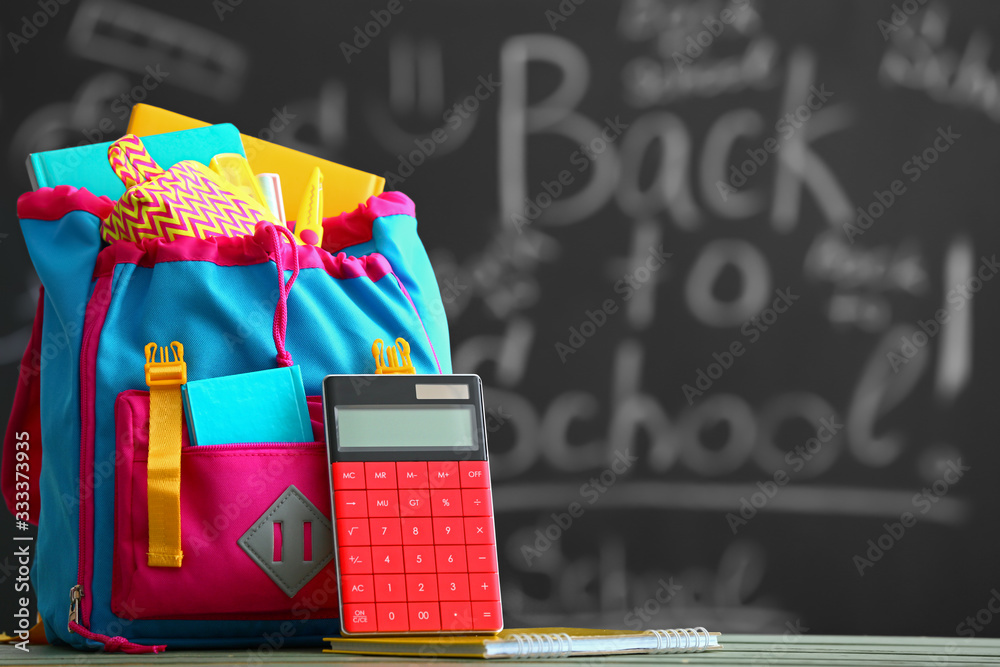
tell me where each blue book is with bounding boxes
[182,366,313,447]
[25,123,245,199]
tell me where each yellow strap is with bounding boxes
[144,342,186,568]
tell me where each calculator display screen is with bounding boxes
[335,405,478,451]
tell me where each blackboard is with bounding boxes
[2,0,1000,639]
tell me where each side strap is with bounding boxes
[144,342,186,568]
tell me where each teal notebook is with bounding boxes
[26,123,245,198]
[182,366,313,447]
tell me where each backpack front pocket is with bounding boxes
[111,390,339,621]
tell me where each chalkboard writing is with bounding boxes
[1,0,999,638]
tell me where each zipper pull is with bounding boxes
[67,583,165,653]
[68,584,82,629]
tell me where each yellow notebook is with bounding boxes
[126,104,384,219]
[324,627,721,659]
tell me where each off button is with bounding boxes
[459,461,490,488]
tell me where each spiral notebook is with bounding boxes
[324,627,721,659]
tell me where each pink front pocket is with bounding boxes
[111,390,339,620]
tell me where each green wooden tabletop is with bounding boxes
[3,635,1000,666]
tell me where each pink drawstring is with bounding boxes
[257,222,299,367]
[69,620,166,654]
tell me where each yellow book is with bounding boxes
[126,104,384,219]
[323,627,721,659]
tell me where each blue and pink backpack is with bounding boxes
[3,184,451,651]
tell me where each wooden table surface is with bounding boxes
[3,634,1000,665]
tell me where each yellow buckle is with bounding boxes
[372,337,415,374]
[144,342,187,386]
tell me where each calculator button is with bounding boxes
[434,545,467,573]
[342,604,376,632]
[403,546,436,573]
[371,546,405,573]
[340,575,374,603]
[459,461,490,488]
[464,517,495,544]
[405,574,439,602]
[466,545,499,572]
[399,488,431,516]
[433,518,465,544]
[334,490,367,518]
[427,461,460,488]
[461,489,492,516]
[366,489,399,517]
[472,601,503,631]
[374,574,407,602]
[440,601,473,631]
[336,518,370,547]
[396,461,428,488]
[469,572,500,601]
[332,462,366,490]
[408,602,441,631]
[369,518,402,545]
[430,489,463,516]
[438,573,470,601]
[365,462,396,489]
[400,518,433,545]
[339,547,372,575]
[376,603,409,632]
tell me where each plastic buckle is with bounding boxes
[144,341,187,387]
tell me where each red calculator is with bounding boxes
[322,374,502,635]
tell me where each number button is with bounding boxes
[459,461,490,488]
[433,518,465,544]
[466,545,498,572]
[461,489,492,516]
[369,518,402,546]
[400,518,433,545]
[339,547,372,575]
[427,461,460,488]
[406,574,438,602]
[336,518,369,547]
[403,546,436,573]
[440,601,473,631]
[396,462,428,488]
[430,489,463,516]
[332,462,365,490]
[376,603,409,632]
[472,601,503,632]
[371,546,404,573]
[364,462,396,489]
[399,488,431,516]
[374,574,407,602]
[343,604,376,632]
[464,517,495,544]
[438,573,470,601]
[408,602,441,631]
[340,575,374,603]
[334,490,367,518]
[469,572,500,601]
[434,545,467,573]
[366,489,399,517]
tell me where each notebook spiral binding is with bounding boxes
[647,627,713,653]
[511,632,574,659]
[506,627,712,658]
